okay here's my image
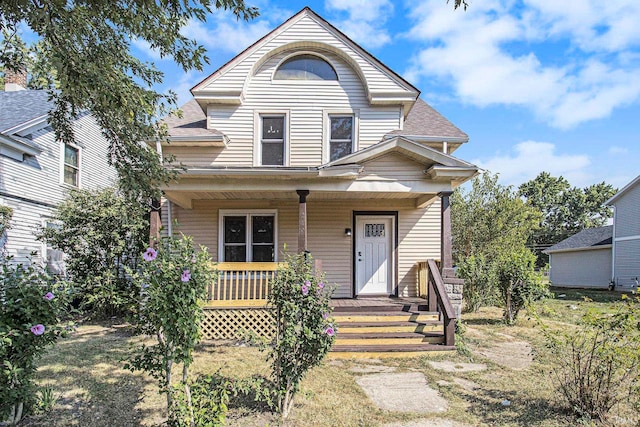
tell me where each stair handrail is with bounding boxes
[426,258,456,346]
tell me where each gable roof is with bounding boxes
[0,90,52,134]
[191,7,419,109]
[605,174,640,205]
[544,226,613,254]
[385,98,468,141]
[162,99,226,145]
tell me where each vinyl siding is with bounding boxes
[0,114,117,263]
[170,198,441,299]
[205,48,403,167]
[613,183,640,238]
[613,239,640,289]
[548,248,612,289]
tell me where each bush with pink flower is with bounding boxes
[1,258,71,424]
[125,233,217,426]
[267,252,336,418]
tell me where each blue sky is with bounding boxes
[132,0,638,190]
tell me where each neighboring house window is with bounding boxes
[220,211,276,262]
[329,115,354,161]
[261,115,285,166]
[44,222,65,277]
[63,144,79,186]
[274,54,338,80]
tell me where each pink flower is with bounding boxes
[301,283,309,296]
[324,325,335,337]
[143,247,157,261]
[30,324,45,336]
[318,281,324,289]
[323,312,329,320]
[181,269,191,282]
[44,292,55,301]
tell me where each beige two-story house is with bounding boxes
[159,7,478,302]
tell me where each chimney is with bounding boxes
[4,68,27,91]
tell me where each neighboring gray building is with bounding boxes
[0,77,117,269]
[545,226,613,289]
[606,175,640,291]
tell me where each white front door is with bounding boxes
[355,215,394,295]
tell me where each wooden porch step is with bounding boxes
[336,332,444,345]
[331,343,456,353]
[333,312,439,323]
[338,321,443,334]
[331,303,429,313]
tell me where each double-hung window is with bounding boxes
[329,115,354,162]
[220,211,276,262]
[261,115,285,166]
[63,144,79,186]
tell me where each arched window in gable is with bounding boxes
[274,54,338,81]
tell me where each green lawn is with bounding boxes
[21,289,638,426]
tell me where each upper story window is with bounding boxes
[274,54,338,81]
[329,115,354,161]
[261,115,285,165]
[63,144,79,186]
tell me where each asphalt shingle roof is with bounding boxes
[0,90,53,133]
[164,99,224,138]
[386,98,468,140]
[544,225,613,253]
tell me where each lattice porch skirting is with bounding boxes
[202,307,275,340]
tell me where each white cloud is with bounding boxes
[131,39,164,61]
[473,141,591,187]
[405,0,640,129]
[608,146,628,155]
[325,0,394,49]
[169,70,205,106]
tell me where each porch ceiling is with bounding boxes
[163,190,440,209]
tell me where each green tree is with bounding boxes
[519,172,616,267]
[1,1,258,199]
[452,172,541,311]
[38,187,148,317]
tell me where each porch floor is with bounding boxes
[330,296,429,311]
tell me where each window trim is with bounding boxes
[254,111,289,166]
[218,209,278,262]
[272,51,340,84]
[324,110,359,163]
[60,142,81,188]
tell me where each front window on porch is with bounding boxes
[222,213,275,262]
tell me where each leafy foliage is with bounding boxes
[519,172,616,267]
[0,258,71,424]
[0,205,12,253]
[452,172,542,312]
[267,253,336,418]
[1,0,258,199]
[38,187,148,318]
[494,247,547,324]
[126,234,216,425]
[543,296,640,422]
[169,374,230,427]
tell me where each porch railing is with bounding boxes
[206,262,284,307]
[425,259,457,346]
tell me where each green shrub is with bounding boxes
[267,252,336,418]
[457,253,496,312]
[0,258,71,424]
[544,296,640,422]
[169,374,229,427]
[38,187,148,318]
[495,247,547,324]
[125,233,216,425]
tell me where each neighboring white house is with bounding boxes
[159,7,479,300]
[606,175,640,291]
[0,77,117,270]
[544,226,613,289]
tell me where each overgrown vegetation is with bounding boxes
[543,295,640,422]
[0,257,70,425]
[452,172,543,319]
[268,253,336,418]
[39,187,148,318]
[125,234,216,426]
